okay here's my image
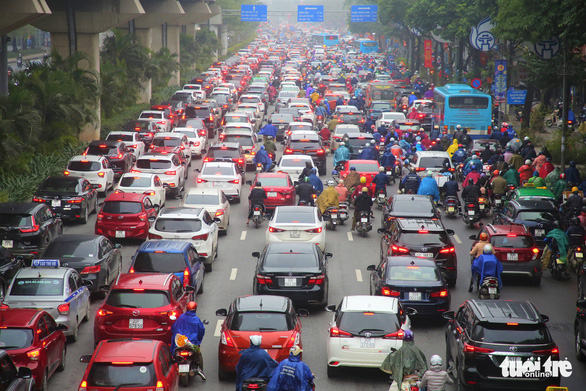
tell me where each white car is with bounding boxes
[222,123,256,139]
[181,187,231,233]
[276,155,317,183]
[148,207,219,271]
[106,131,145,160]
[138,110,172,132]
[285,122,315,138]
[173,127,207,158]
[376,112,407,129]
[222,112,252,130]
[197,161,243,203]
[266,206,326,250]
[183,84,203,92]
[133,153,186,197]
[331,124,361,151]
[66,155,114,195]
[220,132,257,168]
[240,94,266,114]
[325,295,412,377]
[409,151,454,187]
[115,173,166,208]
[237,103,263,123]
[289,102,315,124]
[150,132,192,167]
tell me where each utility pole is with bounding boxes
[561,49,568,171]
[0,36,7,96]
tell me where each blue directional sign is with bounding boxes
[351,5,378,22]
[507,89,528,105]
[298,5,324,22]
[240,4,267,22]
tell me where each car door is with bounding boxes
[99,238,115,284]
[450,305,471,366]
[202,211,218,250]
[153,176,165,207]
[42,314,64,376]
[67,272,86,328]
[143,198,157,223]
[0,247,23,285]
[102,158,114,186]
[82,180,96,211]
[371,258,387,295]
[159,344,179,390]
[187,247,204,290]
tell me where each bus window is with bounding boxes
[448,97,489,109]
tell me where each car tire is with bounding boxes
[205,262,213,273]
[80,206,89,224]
[82,302,90,322]
[92,196,99,214]
[327,365,340,378]
[40,370,48,391]
[447,278,457,288]
[576,326,586,361]
[198,279,204,294]
[218,368,230,381]
[67,319,78,343]
[532,275,541,286]
[57,346,66,372]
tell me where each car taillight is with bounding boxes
[20,215,39,233]
[256,274,273,285]
[165,170,176,175]
[439,247,456,254]
[209,115,214,121]
[199,130,206,136]
[381,287,400,296]
[131,169,141,173]
[306,227,322,233]
[81,265,101,274]
[197,178,208,183]
[79,380,87,391]
[391,245,409,254]
[67,197,84,204]
[192,233,209,241]
[97,213,104,221]
[203,157,211,162]
[32,197,46,202]
[27,349,41,361]
[138,213,148,222]
[215,209,225,217]
[143,190,156,196]
[221,331,236,347]
[156,380,164,391]
[284,148,293,154]
[464,342,494,354]
[383,329,404,339]
[268,227,285,233]
[532,347,559,355]
[317,149,325,154]
[308,275,325,285]
[98,309,113,316]
[97,171,105,177]
[330,326,353,337]
[415,167,426,172]
[193,141,201,147]
[183,268,190,287]
[149,233,163,239]
[58,303,70,315]
[430,289,449,298]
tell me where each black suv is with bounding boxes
[0,246,25,297]
[84,140,134,179]
[444,300,560,391]
[346,133,376,160]
[204,142,246,172]
[283,133,327,175]
[380,218,457,286]
[0,203,63,262]
[382,194,442,229]
[575,298,586,361]
[122,120,158,146]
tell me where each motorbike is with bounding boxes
[477,276,500,299]
[462,202,481,227]
[568,246,584,273]
[393,161,402,182]
[505,184,517,200]
[356,210,373,237]
[549,250,571,281]
[477,196,490,218]
[401,104,408,115]
[174,346,201,387]
[337,202,349,224]
[492,193,504,213]
[251,205,264,229]
[243,377,269,391]
[443,196,459,217]
[387,373,421,391]
[324,206,338,230]
[385,165,396,185]
[376,189,387,209]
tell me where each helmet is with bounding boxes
[338,179,344,185]
[525,159,531,165]
[339,141,345,146]
[360,177,367,184]
[404,159,410,165]
[267,136,273,140]
[304,176,310,182]
[350,166,356,171]
[361,187,368,193]
[403,329,414,341]
[471,165,476,170]
[416,136,421,141]
[493,170,499,176]
[560,173,565,179]
[483,244,493,254]
[430,355,443,367]
[458,144,463,148]
[479,232,488,241]
[524,136,530,141]
[502,122,508,127]
[508,124,513,128]
[250,335,262,346]
[187,301,197,311]
[456,124,461,129]
[365,143,370,147]
[427,170,433,177]
[256,181,262,187]
[573,186,579,192]
[379,167,385,172]
[290,346,303,356]
[571,217,580,226]
[331,170,339,176]
[268,119,272,124]
[260,145,265,150]
[434,125,439,129]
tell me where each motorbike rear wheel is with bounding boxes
[180,373,189,387]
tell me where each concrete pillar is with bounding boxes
[134,27,153,103]
[167,24,180,86]
[152,25,163,52]
[220,25,228,57]
[184,24,196,39]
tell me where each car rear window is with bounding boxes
[275,210,316,224]
[229,312,290,331]
[225,116,249,124]
[340,113,363,120]
[271,114,294,123]
[102,201,142,215]
[136,159,171,170]
[184,194,219,205]
[347,138,372,149]
[491,235,534,248]
[0,214,32,228]
[68,161,102,171]
[289,141,321,150]
[88,362,156,387]
[0,329,34,350]
[193,109,212,117]
[119,176,152,188]
[280,158,311,168]
[223,135,254,146]
[207,149,239,159]
[201,166,235,176]
[418,157,451,169]
[86,145,118,157]
[44,240,96,258]
[338,312,400,336]
[398,123,419,131]
[174,130,197,138]
[517,211,556,222]
[350,163,379,172]
[289,125,313,132]
[107,134,134,142]
[40,178,79,193]
[140,112,163,119]
[152,137,181,148]
[133,252,188,274]
[264,253,318,269]
[258,177,289,187]
[398,232,449,247]
[107,289,170,308]
[472,323,552,344]
[154,218,202,233]
[388,265,439,281]
[185,119,206,128]
[241,97,260,104]
[10,278,63,296]
[393,200,435,215]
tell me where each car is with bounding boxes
[381,218,458,286]
[196,161,243,203]
[237,103,263,125]
[210,94,232,115]
[345,133,377,159]
[239,94,266,115]
[188,106,220,137]
[138,110,173,132]
[42,234,123,294]
[395,120,421,134]
[467,138,503,155]
[409,99,433,111]
[172,127,207,158]
[367,256,450,317]
[147,207,219,271]
[382,194,442,229]
[252,243,331,306]
[84,141,134,179]
[283,132,326,175]
[215,295,309,379]
[409,151,454,187]
[220,132,257,169]
[284,122,314,139]
[249,172,296,210]
[115,173,166,209]
[32,176,99,224]
[78,339,179,391]
[276,155,318,183]
[0,349,35,391]
[221,123,256,140]
[270,113,295,141]
[203,142,246,173]
[576,298,586,361]
[469,224,541,285]
[510,186,555,202]
[106,131,146,159]
[0,246,25,297]
[368,100,393,121]
[331,124,361,151]
[414,106,433,130]
[149,133,192,168]
[122,120,159,146]
[375,112,406,129]
[221,112,252,130]
[181,188,231,233]
[492,199,560,248]
[132,153,186,198]
[338,160,380,194]
[4,259,91,342]
[325,295,413,377]
[443,300,560,391]
[266,206,326,251]
[0,203,63,262]
[337,111,365,126]
[95,192,158,241]
[65,155,115,196]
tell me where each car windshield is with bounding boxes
[473,141,500,151]
[107,134,134,142]
[154,218,202,233]
[102,201,142,215]
[347,138,372,149]
[223,135,254,147]
[88,362,156,387]
[350,163,379,173]
[136,160,171,170]
[133,252,188,274]
[399,232,449,247]
[174,130,197,138]
[0,214,32,227]
[201,166,235,176]
[418,157,451,169]
[517,211,555,222]
[280,158,310,168]
[10,278,63,296]
[86,146,118,156]
[264,253,318,270]
[184,194,219,205]
[398,124,419,131]
[40,178,79,193]
[152,138,181,148]
[472,324,552,344]
[275,210,315,224]
[0,329,34,350]
[259,177,289,187]
[68,161,102,171]
[120,176,152,187]
[388,265,440,281]
[338,312,400,335]
[491,235,533,248]
[229,312,291,331]
[44,240,96,258]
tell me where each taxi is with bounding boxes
[3,259,91,342]
[511,185,555,202]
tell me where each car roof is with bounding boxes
[414,151,450,158]
[139,153,175,161]
[511,199,557,210]
[348,159,379,165]
[397,218,444,232]
[275,206,315,214]
[119,173,155,180]
[103,192,146,203]
[340,295,399,313]
[386,256,440,268]
[158,207,204,218]
[280,155,313,162]
[265,242,318,254]
[290,132,318,141]
[153,132,184,139]
[0,202,40,214]
[185,187,223,196]
[88,140,122,147]
[234,295,291,312]
[16,265,71,278]
[0,308,42,327]
[49,234,102,244]
[467,300,543,324]
[202,161,237,169]
[257,172,290,179]
[210,142,240,149]
[137,240,193,253]
[94,339,162,362]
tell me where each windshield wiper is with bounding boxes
[114,383,141,391]
[358,328,385,334]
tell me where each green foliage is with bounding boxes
[151,47,180,91]
[528,103,547,137]
[545,130,586,166]
[100,103,150,139]
[193,29,219,73]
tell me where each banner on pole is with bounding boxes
[494,60,507,103]
[424,40,433,68]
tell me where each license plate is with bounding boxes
[253,210,261,216]
[577,253,583,258]
[448,206,455,212]
[408,292,422,301]
[507,253,518,261]
[290,230,300,238]
[386,171,392,175]
[495,199,502,205]
[468,210,475,216]
[479,204,485,210]
[488,287,497,294]
[415,252,433,258]
[331,213,337,219]
[115,231,126,238]
[360,337,375,348]
[129,319,143,329]
[361,218,368,223]
[535,229,545,237]
[179,364,190,373]
[267,192,277,197]
[1,240,13,248]
[284,278,297,287]
[51,200,61,207]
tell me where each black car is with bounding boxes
[42,234,122,294]
[0,203,63,262]
[382,194,442,229]
[32,176,99,224]
[122,120,158,146]
[270,113,295,141]
[0,350,34,391]
[252,243,331,306]
[443,300,560,391]
[367,256,450,317]
[575,298,586,361]
[283,134,327,175]
[368,100,393,121]
[84,140,134,179]
[345,133,376,160]
[492,199,560,248]
[204,142,246,172]
[380,218,457,286]
[0,246,25,298]
[186,106,219,137]
[338,111,365,126]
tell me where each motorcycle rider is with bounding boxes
[267,346,314,391]
[552,173,568,202]
[518,159,534,183]
[317,179,340,214]
[258,119,278,141]
[359,142,376,160]
[490,170,508,198]
[463,165,481,187]
[308,168,323,195]
[380,145,396,172]
[373,167,389,197]
[480,144,495,163]
[400,167,421,194]
[253,145,272,172]
[263,136,277,157]
[462,178,481,207]
[453,124,464,142]
[235,335,278,391]
[344,166,361,192]
[333,141,350,168]
[458,128,472,148]
[542,223,570,278]
[296,177,316,206]
[565,161,582,187]
[508,147,524,170]
[247,182,267,226]
[470,244,503,292]
[502,165,520,187]
[469,232,494,259]
[417,355,454,391]
[451,144,467,166]
[390,140,404,159]
[171,301,206,380]
[463,154,482,177]
[352,187,373,230]
[566,217,585,272]
[351,176,372,199]
[380,329,427,387]
[417,171,440,202]
[563,186,583,219]
[441,174,460,210]
[335,179,348,203]
[298,161,313,182]
[539,158,555,179]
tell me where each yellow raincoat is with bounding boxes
[446,139,459,157]
[317,186,340,213]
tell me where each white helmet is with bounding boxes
[250,335,262,346]
[430,354,443,367]
[456,124,461,129]
[327,179,335,187]
[483,244,493,254]
[525,159,531,165]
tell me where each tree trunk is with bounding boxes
[521,83,535,130]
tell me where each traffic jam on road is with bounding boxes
[0,25,583,391]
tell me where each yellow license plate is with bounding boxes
[546,387,568,391]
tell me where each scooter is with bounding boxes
[478,276,500,299]
[251,205,264,229]
[393,161,402,182]
[174,346,201,387]
[462,202,481,227]
[550,250,571,281]
[492,193,504,213]
[387,373,421,391]
[376,189,387,209]
[324,206,338,230]
[338,202,349,224]
[385,165,396,185]
[356,210,373,237]
[478,196,490,218]
[443,196,459,217]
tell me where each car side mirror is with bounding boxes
[216,308,227,316]
[405,307,418,316]
[148,216,156,223]
[325,252,333,258]
[296,308,309,317]
[540,314,549,323]
[18,367,32,379]
[185,285,195,293]
[377,228,386,234]
[153,205,160,212]
[252,252,260,258]
[366,264,376,271]
[442,311,455,320]
[114,243,122,249]
[578,299,586,309]
[446,229,455,236]
[82,280,93,287]
[57,323,68,331]
[79,355,92,363]
[189,141,194,146]
[468,234,477,240]
[100,285,110,293]
[324,304,336,312]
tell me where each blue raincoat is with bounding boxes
[463,158,482,177]
[373,172,388,190]
[333,145,350,166]
[417,176,440,202]
[380,149,396,168]
[452,149,467,164]
[235,343,278,391]
[308,173,323,194]
[415,143,425,151]
[358,147,376,160]
[258,124,278,138]
[471,254,503,289]
[253,149,272,171]
[267,353,314,391]
[398,139,410,151]
[170,311,205,354]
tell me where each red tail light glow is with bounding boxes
[256,275,273,285]
[381,287,401,296]
[81,265,101,274]
[383,329,404,339]
[57,303,70,315]
[329,327,352,337]
[430,289,449,298]
[464,343,494,354]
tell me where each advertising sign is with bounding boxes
[494,60,507,103]
[424,39,433,68]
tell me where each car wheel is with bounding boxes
[447,278,456,288]
[576,326,586,361]
[205,261,213,273]
[197,279,204,294]
[532,275,541,286]
[82,301,90,322]
[57,346,66,371]
[67,318,78,343]
[327,365,340,378]
[218,368,230,381]
[80,206,89,224]
[40,370,48,391]
[92,196,99,214]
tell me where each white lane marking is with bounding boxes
[230,268,238,281]
[347,232,353,241]
[240,231,247,240]
[355,269,363,282]
[454,234,462,244]
[214,319,223,337]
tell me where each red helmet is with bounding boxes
[560,173,565,179]
[187,301,197,311]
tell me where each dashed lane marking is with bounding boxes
[214,319,223,337]
[347,232,353,241]
[240,231,247,240]
[454,234,462,244]
[230,268,238,281]
[355,269,363,282]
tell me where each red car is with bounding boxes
[95,192,158,240]
[215,295,308,379]
[94,273,194,345]
[0,308,66,390]
[250,173,296,210]
[338,159,380,193]
[79,339,178,391]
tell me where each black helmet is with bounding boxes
[571,217,580,226]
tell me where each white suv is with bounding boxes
[138,110,172,132]
[66,155,114,196]
[133,153,186,198]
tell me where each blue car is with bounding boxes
[130,240,205,295]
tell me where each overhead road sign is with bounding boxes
[240,4,267,22]
[298,5,324,22]
[351,5,378,22]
